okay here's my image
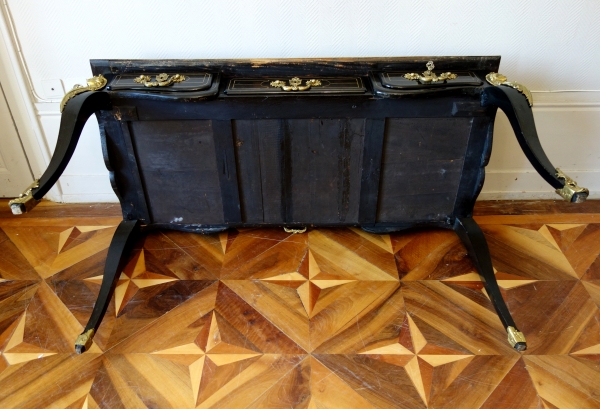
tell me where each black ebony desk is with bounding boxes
[9,57,589,353]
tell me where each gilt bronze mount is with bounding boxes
[507,326,527,351]
[60,74,107,112]
[133,73,187,87]
[283,227,307,234]
[486,72,533,106]
[555,168,589,203]
[74,329,95,354]
[270,77,321,91]
[8,179,40,215]
[404,61,458,84]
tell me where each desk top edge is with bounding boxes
[90,56,501,76]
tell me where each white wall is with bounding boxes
[5,0,600,202]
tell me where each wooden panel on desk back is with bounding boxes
[376,118,473,223]
[231,116,475,225]
[126,116,477,226]
[129,120,225,224]
[233,119,364,225]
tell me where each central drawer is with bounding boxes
[225,77,367,95]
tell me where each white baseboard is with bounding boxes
[480,170,598,200]
[54,171,598,203]
[57,174,118,202]
[58,174,115,194]
[61,193,119,203]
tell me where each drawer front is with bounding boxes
[108,73,214,92]
[225,77,366,95]
[379,72,482,89]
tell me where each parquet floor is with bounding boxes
[0,201,599,408]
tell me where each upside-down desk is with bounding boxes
[9,57,589,353]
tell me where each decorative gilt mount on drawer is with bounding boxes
[404,60,458,84]
[270,77,321,91]
[9,57,590,356]
[133,73,187,87]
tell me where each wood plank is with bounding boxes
[473,199,600,215]
[376,118,473,223]
[288,119,364,224]
[474,214,600,224]
[129,120,225,225]
[232,120,264,223]
[211,120,241,224]
[256,120,286,224]
[358,118,385,224]
[117,121,151,222]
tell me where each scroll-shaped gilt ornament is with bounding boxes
[270,77,321,91]
[8,179,40,215]
[404,61,458,84]
[555,168,589,203]
[133,73,187,87]
[486,73,533,107]
[60,74,107,112]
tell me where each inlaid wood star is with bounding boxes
[222,229,398,352]
[0,282,102,370]
[260,250,356,317]
[53,226,116,272]
[0,312,56,365]
[255,229,397,319]
[85,249,178,316]
[1,224,116,279]
[442,269,538,292]
[358,314,473,406]
[57,226,97,254]
[150,310,262,406]
[569,307,600,355]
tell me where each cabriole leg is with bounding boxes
[453,217,527,351]
[8,91,110,215]
[75,219,141,354]
[482,83,588,203]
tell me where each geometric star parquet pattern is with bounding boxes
[0,203,599,408]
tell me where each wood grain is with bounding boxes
[0,204,599,407]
